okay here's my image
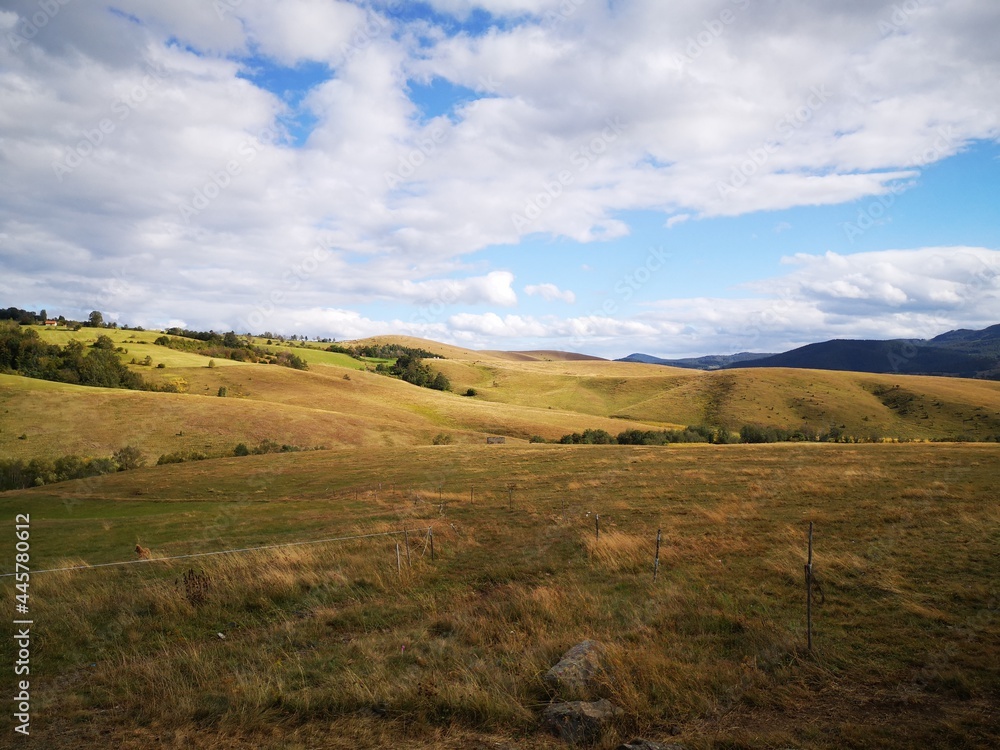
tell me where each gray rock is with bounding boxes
[542,699,622,745]
[544,640,605,695]
[617,740,687,750]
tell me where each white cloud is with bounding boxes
[524,282,575,303]
[0,1,999,355]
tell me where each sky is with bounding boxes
[0,0,998,358]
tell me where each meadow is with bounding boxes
[5,327,1000,466]
[1,442,997,749]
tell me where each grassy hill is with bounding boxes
[5,327,1000,466]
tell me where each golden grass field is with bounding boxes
[4,327,1000,464]
[0,443,997,749]
[1,327,998,748]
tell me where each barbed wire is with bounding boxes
[0,527,433,578]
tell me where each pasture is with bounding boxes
[1,443,997,749]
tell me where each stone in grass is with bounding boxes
[617,740,687,750]
[544,640,605,695]
[542,699,622,745]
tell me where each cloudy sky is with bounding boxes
[1,0,998,357]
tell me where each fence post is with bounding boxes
[396,543,402,576]
[805,521,814,651]
[430,528,435,561]
[653,528,661,582]
[595,514,600,542]
[403,530,411,568]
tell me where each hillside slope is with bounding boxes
[6,327,1000,466]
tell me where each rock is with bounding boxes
[542,699,622,745]
[544,640,605,695]
[617,740,687,750]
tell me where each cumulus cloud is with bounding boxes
[0,1,998,353]
[640,247,1000,356]
[524,282,575,303]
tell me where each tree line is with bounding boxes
[0,446,145,491]
[556,424,1000,444]
[155,329,307,370]
[0,324,149,389]
[326,342,440,360]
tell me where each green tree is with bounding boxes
[113,445,146,471]
[88,310,104,328]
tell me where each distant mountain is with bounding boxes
[729,326,1000,378]
[620,324,1000,379]
[617,352,776,369]
[928,323,1000,358]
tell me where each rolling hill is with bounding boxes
[4,327,1000,468]
[617,351,776,369]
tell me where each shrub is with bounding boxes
[113,445,146,471]
[432,433,454,445]
[529,435,546,443]
[233,443,250,457]
[465,388,478,397]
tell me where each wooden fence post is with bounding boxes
[595,514,600,542]
[805,521,814,651]
[403,530,411,568]
[653,528,661,582]
[396,543,401,576]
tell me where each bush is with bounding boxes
[113,445,146,471]
[465,388,478,397]
[432,433,454,445]
[529,435,546,443]
[559,429,616,445]
[233,443,250,457]
[217,386,227,397]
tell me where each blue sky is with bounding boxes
[1,0,998,357]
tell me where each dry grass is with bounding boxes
[1,443,997,748]
[7,328,1000,465]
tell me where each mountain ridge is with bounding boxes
[620,324,1000,379]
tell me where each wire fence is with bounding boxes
[0,527,433,578]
